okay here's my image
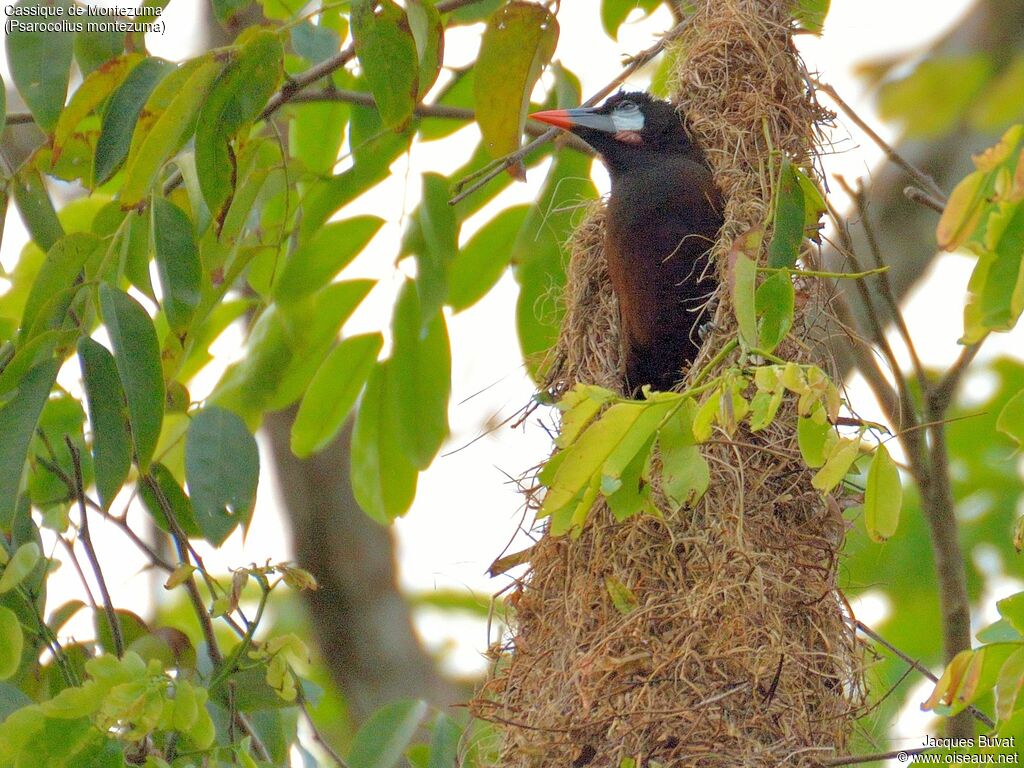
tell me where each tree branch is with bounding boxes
[66,437,124,657]
[856,621,994,728]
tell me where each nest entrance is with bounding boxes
[472,2,863,765]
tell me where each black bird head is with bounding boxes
[529,91,702,177]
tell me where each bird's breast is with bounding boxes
[603,156,723,391]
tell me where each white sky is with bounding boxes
[3,1,1023,762]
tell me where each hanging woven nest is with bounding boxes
[472,1,864,765]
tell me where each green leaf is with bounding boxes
[756,271,795,353]
[351,362,418,524]
[514,148,595,377]
[195,31,284,218]
[0,360,58,528]
[418,68,473,142]
[74,20,126,76]
[259,0,305,21]
[151,198,202,334]
[977,618,1023,645]
[351,0,420,130]
[995,646,1024,722]
[139,462,201,538]
[863,444,902,542]
[348,699,429,768]
[474,1,559,163]
[600,0,661,39]
[95,57,175,185]
[291,20,342,64]
[12,168,64,252]
[6,0,74,130]
[185,406,260,546]
[977,202,1024,332]
[879,55,992,138]
[0,541,40,594]
[406,0,444,99]
[811,436,860,492]
[445,0,501,24]
[797,412,831,468]
[998,389,1024,449]
[292,333,383,458]
[732,252,758,349]
[555,384,617,449]
[265,281,377,410]
[605,576,639,615]
[78,338,132,510]
[602,400,673,487]
[52,54,142,166]
[791,0,830,34]
[541,402,646,520]
[99,285,165,470]
[768,159,805,269]
[19,233,101,344]
[0,607,23,680]
[288,101,349,176]
[388,281,451,468]
[659,399,710,508]
[120,55,225,209]
[414,173,459,321]
[998,592,1024,635]
[605,433,654,521]
[273,216,384,305]
[427,712,460,768]
[449,205,529,311]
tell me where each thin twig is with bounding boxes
[66,436,124,657]
[298,697,351,768]
[288,88,472,119]
[260,0,488,120]
[816,81,946,203]
[904,185,945,213]
[929,340,984,414]
[855,621,994,728]
[288,89,593,151]
[825,200,922,453]
[840,176,929,399]
[142,474,223,666]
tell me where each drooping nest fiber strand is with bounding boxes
[472,1,864,765]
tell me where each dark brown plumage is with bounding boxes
[530,92,723,394]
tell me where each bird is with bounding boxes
[529,91,723,395]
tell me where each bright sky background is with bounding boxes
[4,1,1023,763]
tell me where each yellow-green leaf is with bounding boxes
[352,0,420,130]
[0,542,40,594]
[292,333,383,458]
[0,606,23,679]
[605,576,638,615]
[768,159,805,269]
[732,251,758,349]
[995,646,1024,722]
[474,1,559,162]
[120,56,224,209]
[810,435,860,492]
[863,443,902,542]
[659,398,709,508]
[998,389,1024,449]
